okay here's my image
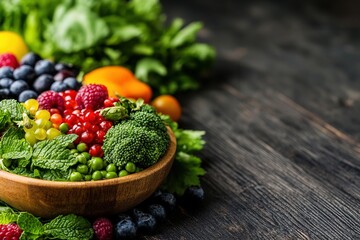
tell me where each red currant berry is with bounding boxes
[89,144,104,157]
[63,109,72,116]
[84,111,96,122]
[96,130,106,144]
[64,114,78,127]
[90,125,99,133]
[82,122,92,129]
[103,99,114,108]
[50,108,60,115]
[100,121,112,131]
[81,131,95,144]
[64,90,77,99]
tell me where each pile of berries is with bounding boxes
[0,52,80,102]
[29,84,140,182]
[92,187,205,239]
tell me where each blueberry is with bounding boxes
[181,186,205,209]
[132,208,146,219]
[115,214,132,223]
[114,219,137,239]
[50,81,69,92]
[20,52,41,67]
[55,63,79,76]
[136,213,157,234]
[35,60,56,76]
[0,88,11,100]
[63,77,80,90]
[10,80,29,96]
[0,67,14,79]
[0,78,14,88]
[147,204,166,222]
[54,70,75,82]
[33,74,54,93]
[18,90,38,102]
[13,65,36,82]
[157,192,177,212]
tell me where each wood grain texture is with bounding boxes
[148,0,360,239]
[0,128,176,218]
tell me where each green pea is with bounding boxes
[125,162,136,173]
[77,164,89,174]
[92,171,103,180]
[59,123,69,133]
[70,172,82,181]
[81,152,91,160]
[119,170,129,177]
[106,172,118,179]
[70,149,78,154]
[76,154,87,164]
[84,175,92,181]
[76,143,88,152]
[91,157,104,171]
[106,164,117,172]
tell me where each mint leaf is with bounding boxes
[42,169,71,181]
[0,108,10,130]
[0,211,18,224]
[44,214,93,240]
[17,212,44,235]
[0,99,26,121]
[32,135,77,171]
[0,127,32,161]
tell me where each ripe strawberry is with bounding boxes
[0,223,23,240]
[93,218,113,240]
[76,84,108,110]
[37,91,65,113]
[0,53,20,69]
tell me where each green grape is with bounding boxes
[35,110,51,121]
[24,99,39,115]
[23,120,36,132]
[34,128,47,140]
[35,119,47,128]
[46,128,61,140]
[25,131,37,145]
[44,120,53,130]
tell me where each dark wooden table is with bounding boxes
[150,0,360,239]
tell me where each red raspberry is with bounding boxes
[76,84,108,110]
[0,53,19,69]
[0,223,23,240]
[93,218,113,240]
[37,91,65,113]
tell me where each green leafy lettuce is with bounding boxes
[161,115,206,195]
[0,0,215,95]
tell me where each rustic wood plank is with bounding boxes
[146,85,360,239]
[150,0,360,239]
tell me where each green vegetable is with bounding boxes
[0,202,93,240]
[161,115,206,195]
[103,104,169,168]
[0,0,215,95]
[31,134,78,171]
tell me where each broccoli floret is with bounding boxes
[103,107,169,168]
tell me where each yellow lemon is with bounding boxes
[0,31,29,61]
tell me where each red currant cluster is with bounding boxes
[46,90,119,158]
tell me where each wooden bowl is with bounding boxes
[0,128,176,218]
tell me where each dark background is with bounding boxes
[148,0,360,239]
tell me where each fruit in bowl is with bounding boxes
[0,84,176,217]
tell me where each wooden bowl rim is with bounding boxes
[0,127,176,189]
